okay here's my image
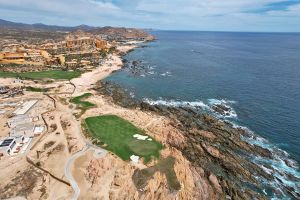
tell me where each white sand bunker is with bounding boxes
[130,155,140,163]
[133,134,152,141]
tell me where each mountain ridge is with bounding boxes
[0,19,99,31]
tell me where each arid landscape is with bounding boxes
[0,19,299,200]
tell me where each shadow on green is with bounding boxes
[132,156,181,192]
[26,86,49,92]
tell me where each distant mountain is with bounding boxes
[74,24,97,30]
[0,19,154,41]
[0,19,29,28]
[0,19,96,31]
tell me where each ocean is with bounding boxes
[105,31,300,198]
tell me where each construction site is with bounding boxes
[0,98,45,157]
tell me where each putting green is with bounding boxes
[128,140,159,156]
[84,115,163,163]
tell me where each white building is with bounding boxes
[0,138,16,156]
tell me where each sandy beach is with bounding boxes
[71,55,123,96]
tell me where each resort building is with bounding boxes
[65,61,78,67]
[0,52,27,63]
[80,60,91,66]
[66,37,94,50]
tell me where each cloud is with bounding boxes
[0,0,299,31]
[267,3,300,16]
[88,0,120,10]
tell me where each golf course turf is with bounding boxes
[0,70,81,80]
[70,93,95,109]
[84,115,163,163]
[26,86,49,92]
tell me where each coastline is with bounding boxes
[0,41,299,199]
[94,43,300,199]
[72,40,299,199]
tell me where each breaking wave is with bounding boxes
[207,98,237,118]
[232,124,300,199]
[143,98,210,109]
[143,98,237,119]
[143,97,300,199]
[160,71,172,77]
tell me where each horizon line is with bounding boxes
[1,18,300,34]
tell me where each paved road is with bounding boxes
[64,79,107,200]
[64,145,107,200]
[64,145,89,200]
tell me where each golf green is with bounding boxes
[85,115,163,163]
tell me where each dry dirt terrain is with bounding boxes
[0,46,220,199]
[0,44,237,200]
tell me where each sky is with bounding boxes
[0,0,300,32]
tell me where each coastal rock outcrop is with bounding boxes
[98,81,283,199]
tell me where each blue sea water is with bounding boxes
[105,31,300,198]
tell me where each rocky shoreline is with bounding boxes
[1,39,298,199]
[98,80,300,200]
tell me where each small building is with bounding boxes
[33,126,45,136]
[0,138,16,156]
[80,60,91,66]
[41,43,55,49]
[65,61,78,67]
[27,52,42,58]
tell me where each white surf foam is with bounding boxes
[143,98,238,119]
[143,98,210,109]
[160,71,172,77]
[142,97,299,198]
[129,92,135,98]
[208,98,237,105]
[207,98,238,118]
[235,124,300,199]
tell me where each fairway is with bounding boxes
[26,86,48,92]
[85,115,163,162]
[70,93,95,109]
[0,70,81,80]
